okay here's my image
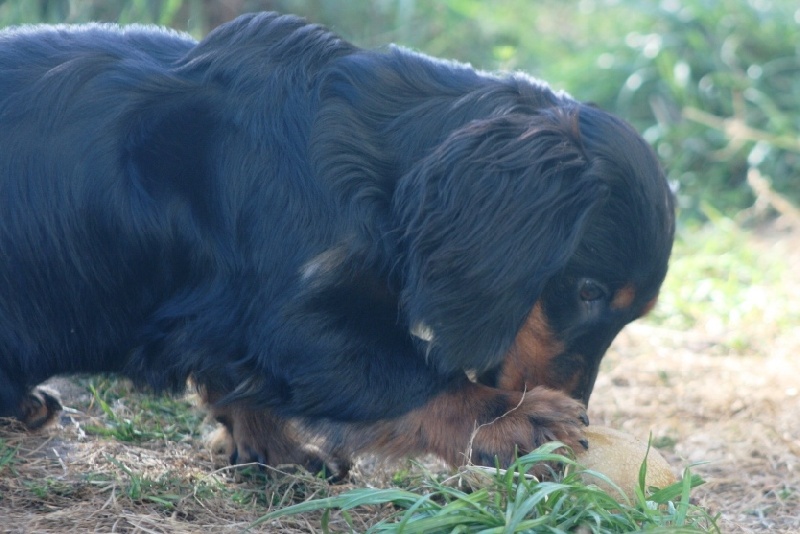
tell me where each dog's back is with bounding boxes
[0,13,364,418]
[0,24,194,402]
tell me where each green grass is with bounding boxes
[89,455,221,510]
[253,443,718,533]
[82,455,336,513]
[25,478,79,500]
[81,377,205,443]
[0,438,19,473]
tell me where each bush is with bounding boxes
[601,0,800,220]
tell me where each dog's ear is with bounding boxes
[122,94,221,228]
[392,109,607,373]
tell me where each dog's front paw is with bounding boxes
[468,386,588,467]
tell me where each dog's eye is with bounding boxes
[579,279,607,302]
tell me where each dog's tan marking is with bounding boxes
[331,380,587,467]
[611,284,636,310]
[496,302,565,392]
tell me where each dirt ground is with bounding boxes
[591,321,800,532]
[1,226,798,533]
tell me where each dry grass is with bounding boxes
[0,416,396,533]
[1,223,797,533]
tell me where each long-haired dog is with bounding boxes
[0,12,674,473]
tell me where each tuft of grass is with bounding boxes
[252,443,719,533]
[86,455,224,511]
[25,479,79,500]
[0,438,20,473]
[82,378,204,443]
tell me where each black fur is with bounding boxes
[0,13,674,465]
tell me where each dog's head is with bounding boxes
[393,102,674,405]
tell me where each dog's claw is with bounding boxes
[579,412,590,426]
[579,439,589,450]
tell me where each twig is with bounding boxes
[747,168,800,227]
[683,107,800,153]
[463,386,528,465]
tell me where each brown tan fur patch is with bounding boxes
[199,387,338,474]
[496,302,565,392]
[611,284,636,310]
[330,379,587,467]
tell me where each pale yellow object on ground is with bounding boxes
[575,425,677,500]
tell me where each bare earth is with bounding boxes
[1,227,798,533]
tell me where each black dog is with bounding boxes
[0,12,674,472]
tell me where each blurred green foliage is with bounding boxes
[1,0,798,221]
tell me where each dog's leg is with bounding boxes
[321,377,588,468]
[199,384,349,477]
[209,402,349,477]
